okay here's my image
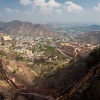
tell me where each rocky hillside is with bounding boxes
[0,47,38,85]
[0,49,39,99]
[34,57,88,91]
[0,20,57,37]
[77,31,100,44]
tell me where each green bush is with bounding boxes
[16,54,25,61]
[12,70,16,73]
[69,58,76,63]
[0,50,5,56]
[0,73,5,80]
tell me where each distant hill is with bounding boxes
[0,21,5,28]
[89,24,100,31]
[0,20,57,37]
[77,31,100,44]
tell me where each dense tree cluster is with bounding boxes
[85,46,100,68]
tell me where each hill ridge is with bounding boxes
[0,20,57,37]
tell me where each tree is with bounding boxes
[85,46,100,68]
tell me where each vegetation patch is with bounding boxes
[85,46,100,68]
[12,70,16,73]
[0,73,5,80]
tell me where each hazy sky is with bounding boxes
[0,0,100,23]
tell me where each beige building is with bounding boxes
[1,35,12,45]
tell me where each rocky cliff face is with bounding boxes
[0,20,57,37]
